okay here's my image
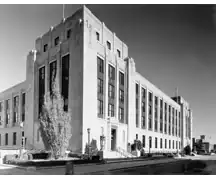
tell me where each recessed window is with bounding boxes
[107,41,111,50]
[117,49,121,58]
[67,29,71,39]
[54,37,60,46]
[43,44,48,52]
[13,132,17,145]
[96,31,100,41]
[5,133,8,146]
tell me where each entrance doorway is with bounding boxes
[111,128,116,151]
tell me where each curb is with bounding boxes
[82,159,180,175]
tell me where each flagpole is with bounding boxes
[63,4,65,20]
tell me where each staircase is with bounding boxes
[103,147,136,159]
[116,147,136,158]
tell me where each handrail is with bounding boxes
[116,147,134,158]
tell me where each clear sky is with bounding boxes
[0,4,215,143]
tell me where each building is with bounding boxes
[0,6,193,158]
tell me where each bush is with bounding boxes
[184,145,192,155]
[3,154,18,164]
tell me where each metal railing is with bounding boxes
[116,147,134,158]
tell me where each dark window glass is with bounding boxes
[62,54,70,111]
[108,65,115,80]
[39,67,45,115]
[136,84,139,95]
[119,89,124,103]
[142,88,146,99]
[96,32,100,41]
[142,135,145,147]
[54,37,59,46]
[67,29,71,39]
[108,104,114,117]
[136,134,138,140]
[117,49,121,58]
[13,132,16,145]
[160,138,163,148]
[119,72,124,86]
[43,44,48,52]
[98,99,103,116]
[155,137,157,148]
[165,139,167,149]
[5,133,8,146]
[108,84,115,99]
[119,107,124,122]
[149,137,152,148]
[98,78,103,94]
[107,41,111,50]
[97,57,104,74]
[0,102,2,112]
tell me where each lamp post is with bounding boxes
[87,128,91,159]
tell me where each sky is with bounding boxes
[0,4,215,143]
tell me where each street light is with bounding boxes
[87,128,91,159]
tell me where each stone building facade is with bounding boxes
[0,6,193,157]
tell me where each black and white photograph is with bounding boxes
[0,2,216,175]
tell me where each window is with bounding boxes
[173,140,175,149]
[141,116,145,128]
[179,142,181,149]
[98,100,103,116]
[142,135,145,148]
[136,134,138,140]
[108,65,115,80]
[155,137,158,148]
[142,88,146,99]
[39,66,45,115]
[136,83,139,95]
[43,44,48,52]
[149,92,152,102]
[119,107,124,122]
[98,78,103,94]
[119,72,124,86]
[119,89,124,103]
[54,37,59,46]
[160,138,163,149]
[67,29,71,39]
[0,102,2,112]
[97,57,104,74]
[6,113,9,125]
[58,123,62,134]
[5,133,8,146]
[6,99,10,110]
[22,93,25,122]
[176,141,178,149]
[13,112,18,124]
[13,132,16,145]
[107,41,111,50]
[22,131,24,137]
[165,139,167,149]
[96,31,100,41]
[108,84,115,99]
[62,54,70,111]
[169,140,171,149]
[108,104,114,117]
[117,49,121,58]
[149,136,152,148]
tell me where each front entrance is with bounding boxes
[111,128,116,151]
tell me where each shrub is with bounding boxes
[184,145,192,155]
[3,154,19,164]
